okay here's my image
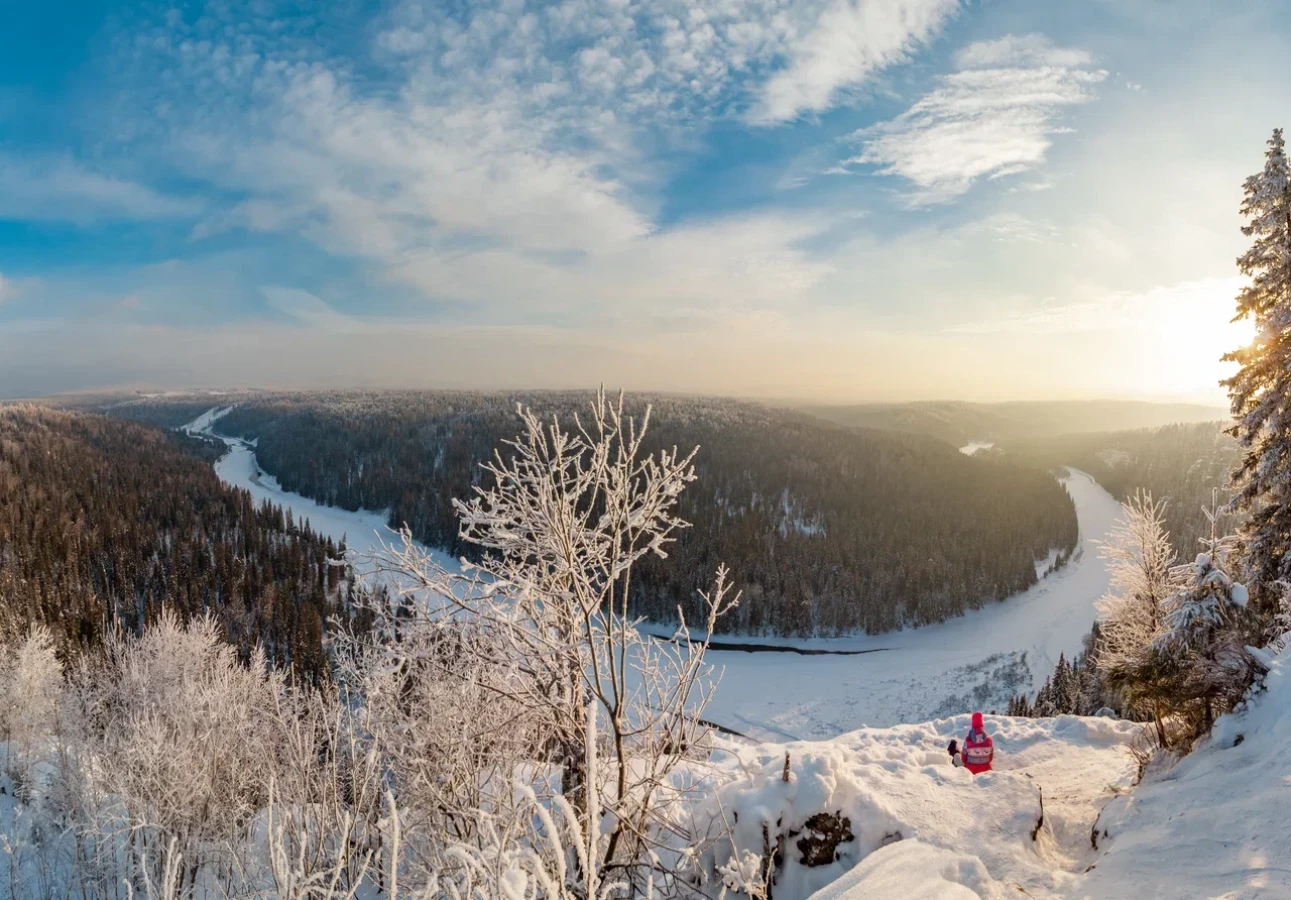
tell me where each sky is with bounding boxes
[0,0,1279,403]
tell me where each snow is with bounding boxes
[1035,547,1063,579]
[960,441,995,455]
[1233,583,1250,607]
[713,712,1141,900]
[813,841,999,900]
[724,657,1291,899]
[1073,642,1291,899]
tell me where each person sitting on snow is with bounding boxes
[947,738,964,767]
[962,712,994,774]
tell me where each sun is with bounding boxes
[1154,278,1256,401]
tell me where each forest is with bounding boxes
[800,399,1226,447]
[1010,421,1238,560]
[0,406,355,682]
[100,390,1080,636]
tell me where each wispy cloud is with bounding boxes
[750,0,961,124]
[839,33,1105,204]
[0,156,202,224]
[261,286,384,333]
[109,0,910,322]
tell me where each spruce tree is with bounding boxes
[1224,127,1291,614]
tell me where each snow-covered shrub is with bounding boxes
[0,625,64,792]
[87,612,286,895]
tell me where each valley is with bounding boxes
[183,406,1120,740]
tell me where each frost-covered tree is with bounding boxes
[0,625,64,790]
[1093,492,1185,742]
[376,389,740,896]
[1153,497,1261,736]
[1224,127,1291,615]
[90,612,286,895]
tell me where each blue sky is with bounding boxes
[0,0,1282,400]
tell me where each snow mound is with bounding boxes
[713,713,1141,900]
[811,840,1003,900]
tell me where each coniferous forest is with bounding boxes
[1011,421,1239,560]
[101,390,1079,636]
[0,406,354,681]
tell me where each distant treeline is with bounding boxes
[0,407,355,682]
[801,399,1227,448]
[106,391,1079,636]
[1010,421,1239,560]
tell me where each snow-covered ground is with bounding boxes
[773,643,1291,900]
[1073,644,1291,899]
[716,712,1141,900]
[960,440,996,455]
[185,408,1122,740]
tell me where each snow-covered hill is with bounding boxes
[733,643,1290,899]
[715,712,1141,900]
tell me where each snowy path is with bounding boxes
[184,407,1124,741]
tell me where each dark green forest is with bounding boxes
[0,406,354,681]
[105,391,1080,636]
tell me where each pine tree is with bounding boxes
[1225,127,1291,615]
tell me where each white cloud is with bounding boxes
[0,274,13,304]
[0,156,201,224]
[953,33,1092,69]
[261,286,370,333]
[841,33,1105,203]
[751,0,961,124]
[114,0,888,323]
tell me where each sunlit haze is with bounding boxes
[0,1,1278,403]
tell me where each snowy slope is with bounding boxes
[714,712,1140,900]
[1072,645,1291,899]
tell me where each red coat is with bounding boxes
[962,729,994,774]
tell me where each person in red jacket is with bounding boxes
[962,712,994,774]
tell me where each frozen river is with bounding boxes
[185,408,1124,741]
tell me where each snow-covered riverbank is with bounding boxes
[700,470,1122,738]
[184,408,1123,740]
[184,407,461,577]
